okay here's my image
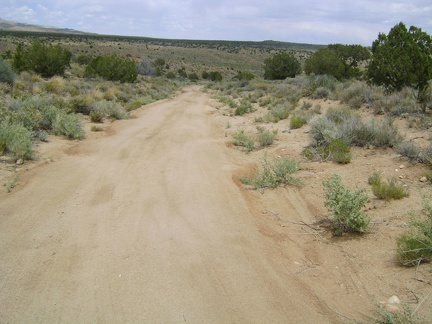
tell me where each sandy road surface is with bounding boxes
[0,86,377,323]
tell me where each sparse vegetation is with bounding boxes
[232,129,254,152]
[5,174,20,193]
[241,154,300,189]
[256,126,276,147]
[397,201,432,266]
[374,304,422,324]
[368,172,409,201]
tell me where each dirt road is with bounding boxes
[2,86,430,323]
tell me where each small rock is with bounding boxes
[395,169,399,172]
[399,165,405,169]
[420,177,428,182]
[399,175,404,179]
[387,295,400,304]
[16,159,23,165]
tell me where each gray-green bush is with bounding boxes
[322,174,369,236]
[0,120,32,159]
[256,126,276,147]
[92,100,128,120]
[0,57,15,84]
[52,112,85,140]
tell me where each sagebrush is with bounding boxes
[322,174,369,236]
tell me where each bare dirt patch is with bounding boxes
[1,86,431,323]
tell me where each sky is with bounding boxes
[1,1,432,45]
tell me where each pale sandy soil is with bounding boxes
[0,86,431,323]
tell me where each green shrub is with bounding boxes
[0,120,33,159]
[397,202,432,265]
[89,111,104,123]
[301,101,313,110]
[217,95,237,109]
[233,70,255,81]
[241,154,300,189]
[270,102,292,122]
[313,86,329,99]
[369,172,409,200]
[125,99,146,112]
[53,112,85,139]
[74,54,94,65]
[165,71,175,79]
[209,71,223,82]
[328,139,351,164]
[232,129,254,152]
[234,99,253,115]
[290,115,307,129]
[368,171,382,186]
[322,174,369,236]
[0,57,15,84]
[301,74,338,96]
[43,76,65,94]
[68,95,93,115]
[258,96,272,107]
[256,127,276,147]
[39,105,59,130]
[188,73,199,81]
[91,125,103,132]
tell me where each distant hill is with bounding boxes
[0,18,87,34]
[0,18,323,52]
